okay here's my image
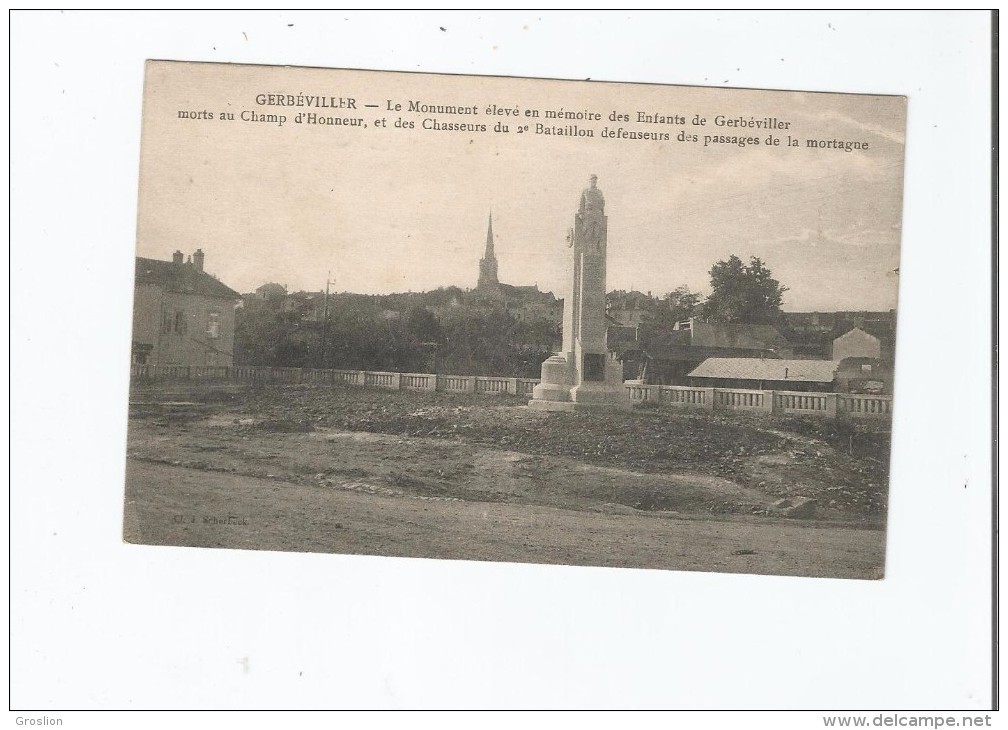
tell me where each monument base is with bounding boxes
[528,351,625,411]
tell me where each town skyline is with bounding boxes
[208,222,898,315]
[136,63,905,313]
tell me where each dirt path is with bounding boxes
[128,418,784,515]
[130,414,888,520]
[123,460,885,579]
[128,383,892,517]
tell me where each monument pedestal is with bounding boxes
[528,350,624,411]
[528,174,625,412]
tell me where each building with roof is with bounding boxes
[614,317,795,385]
[687,357,838,392]
[781,310,896,360]
[832,326,885,362]
[675,318,793,354]
[606,290,654,329]
[132,249,241,366]
[252,282,288,301]
[834,357,892,395]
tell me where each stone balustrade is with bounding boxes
[129,364,892,419]
[716,387,770,412]
[400,373,438,392]
[837,393,892,417]
[775,391,834,417]
[623,383,888,420]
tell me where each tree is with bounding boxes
[235,306,317,367]
[661,285,702,323]
[702,255,788,324]
[405,306,443,344]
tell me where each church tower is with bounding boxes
[477,212,499,291]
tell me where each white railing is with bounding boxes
[623,383,889,420]
[716,388,768,411]
[132,364,535,397]
[775,392,830,414]
[837,393,892,417]
[130,364,892,419]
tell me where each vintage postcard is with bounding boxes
[125,61,905,578]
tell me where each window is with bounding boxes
[174,310,186,334]
[160,311,173,334]
[207,311,220,339]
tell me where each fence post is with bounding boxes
[508,377,519,395]
[466,376,477,394]
[703,387,716,411]
[391,372,402,390]
[763,390,776,414]
[825,393,838,419]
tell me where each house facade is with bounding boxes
[132,249,241,366]
[831,326,883,361]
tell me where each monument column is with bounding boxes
[530,175,624,410]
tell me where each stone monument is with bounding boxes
[529,175,625,411]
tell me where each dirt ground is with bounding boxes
[123,382,890,578]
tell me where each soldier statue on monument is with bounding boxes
[579,174,605,214]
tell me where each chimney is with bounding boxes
[172,250,184,265]
[193,248,205,272]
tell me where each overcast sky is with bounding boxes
[136,62,906,312]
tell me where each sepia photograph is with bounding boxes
[124,60,906,579]
[12,9,995,714]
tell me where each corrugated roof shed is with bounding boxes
[688,357,838,383]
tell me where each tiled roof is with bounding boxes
[688,357,838,383]
[135,257,241,300]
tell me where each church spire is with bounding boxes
[477,209,499,291]
[484,211,495,258]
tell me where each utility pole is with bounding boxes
[320,271,336,368]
